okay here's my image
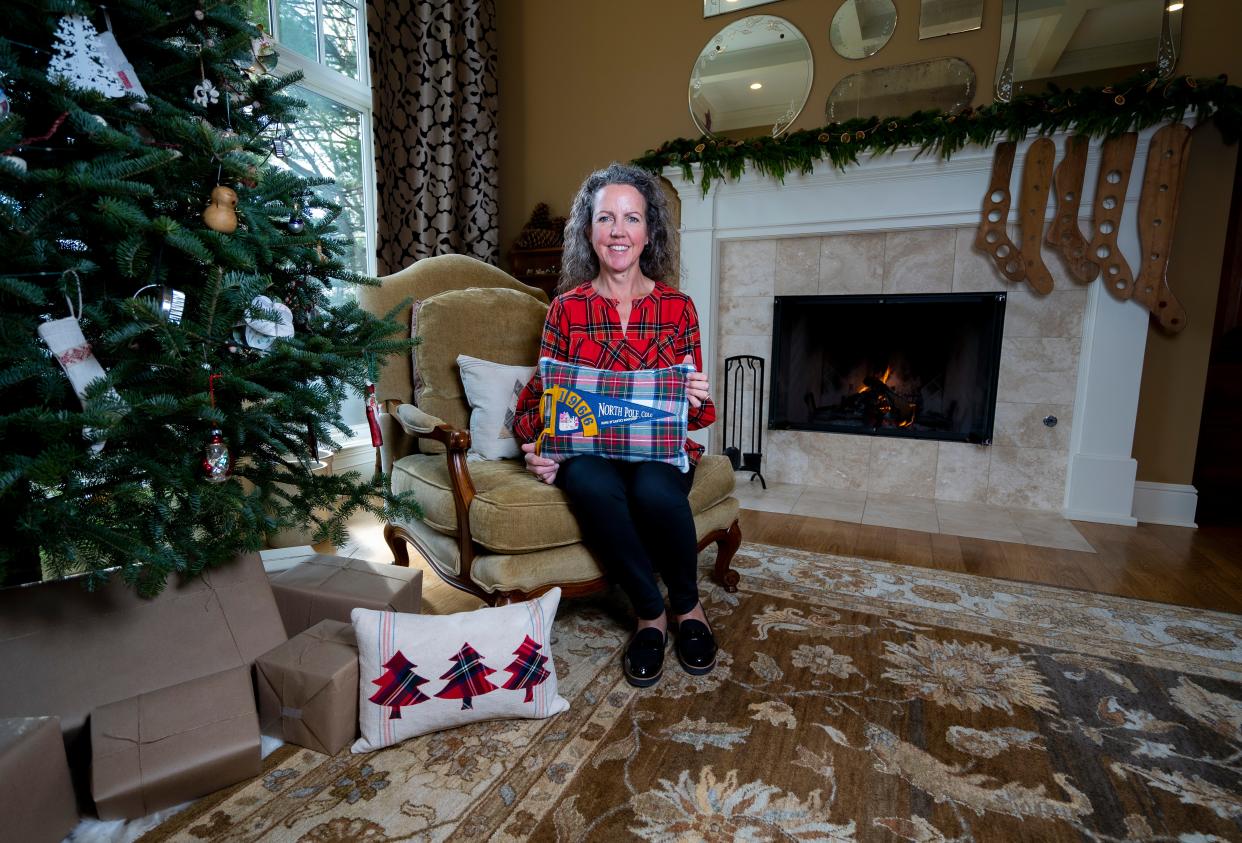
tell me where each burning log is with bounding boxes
[859,374,917,428]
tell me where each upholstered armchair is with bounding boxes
[359,254,742,606]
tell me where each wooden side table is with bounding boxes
[509,246,562,298]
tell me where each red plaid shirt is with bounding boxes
[512,281,716,464]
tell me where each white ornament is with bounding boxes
[243,295,294,350]
[1,155,26,174]
[47,16,127,98]
[95,29,148,99]
[193,78,219,107]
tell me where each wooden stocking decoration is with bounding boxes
[1017,137,1055,294]
[975,141,1026,286]
[1046,135,1099,283]
[1089,132,1138,300]
[1134,123,1191,332]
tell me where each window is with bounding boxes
[251,0,375,430]
[253,0,374,280]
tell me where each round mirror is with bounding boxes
[830,0,898,60]
[688,15,813,138]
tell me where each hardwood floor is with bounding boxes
[739,509,1242,615]
[346,509,1242,617]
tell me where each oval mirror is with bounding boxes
[689,15,813,138]
[830,0,898,60]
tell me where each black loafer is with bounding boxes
[675,619,717,675]
[623,627,667,688]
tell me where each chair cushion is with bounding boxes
[415,288,546,455]
[392,453,736,554]
[389,497,740,596]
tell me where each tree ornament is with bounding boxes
[203,427,231,482]
[203,185,238,233]
[37,281,124,452]
[47,16,127,97]
[0,155,26,174]
[365,381,383,448]
[242,294,293,350]
[193,77,219,107]
[0,80,9,116]
[133,284,186,324]
[95,13,148,99]
[287,202,305,234]
[202,374,231,483]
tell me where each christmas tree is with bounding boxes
[435,643,499,711]
[501,634,551,703]
[368,650,430,719]
[0,1,417,593]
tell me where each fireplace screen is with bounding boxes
[769,292,1006,444]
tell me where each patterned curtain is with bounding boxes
[367,0,499,274]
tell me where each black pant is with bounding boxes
[556,455,698,620]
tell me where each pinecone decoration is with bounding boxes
[514,203,567,250]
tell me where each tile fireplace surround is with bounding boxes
[668,128,1164,526]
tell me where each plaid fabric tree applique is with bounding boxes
[368,651,431,719]
[435,643,500,710]
[501,635,551,703]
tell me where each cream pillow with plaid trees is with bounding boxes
[352,588,567,751]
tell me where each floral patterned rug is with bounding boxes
[142,543,1242,842]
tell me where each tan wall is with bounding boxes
[497,0,1241,485]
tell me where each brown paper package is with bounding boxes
[256,619,359,755]
[0,552,287,748]
[91,666,261,821]
[268,554,422,636]
[0,716,79,842]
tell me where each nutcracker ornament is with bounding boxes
[365,380,383,448]
[203,185,238,233]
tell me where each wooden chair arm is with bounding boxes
[388,401,481,592]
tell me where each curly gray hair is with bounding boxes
[558,163,677,293]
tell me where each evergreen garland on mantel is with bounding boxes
[633,73,1242,195]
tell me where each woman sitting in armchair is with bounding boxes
[510,162,717,689]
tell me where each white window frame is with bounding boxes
[263,0,378,442]
[264,0,378,280]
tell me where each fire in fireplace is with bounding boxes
[769,292,1007,444]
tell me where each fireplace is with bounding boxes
[769,292,1007,444]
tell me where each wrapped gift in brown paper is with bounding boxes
[90,666,261,820]
[0,552,286,749]
[0,716,78,843]
[256,619,358,755]
[268,554,421,636]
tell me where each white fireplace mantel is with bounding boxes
[666,127,1165,526]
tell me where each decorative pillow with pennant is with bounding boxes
[352,587,568,751]
[535,357,694,473]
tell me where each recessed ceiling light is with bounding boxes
[749,82,763,90]
[1166,1,1183,10]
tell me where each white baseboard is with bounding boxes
[1062,509,1139,527]
[1131,481,1199,528]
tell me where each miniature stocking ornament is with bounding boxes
[37,290,121,451]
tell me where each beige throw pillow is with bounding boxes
[352,588,568,751]
[456,354,535,461]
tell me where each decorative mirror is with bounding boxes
[689,16,813,138]
[995,0,1182,101]
[826,58,976,121]
[704,0,783,18]
[829,0,898,60]
[918,0,984,39]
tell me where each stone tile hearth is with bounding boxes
[734,479,1096,553]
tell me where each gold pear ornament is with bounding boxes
[203,184,238,233]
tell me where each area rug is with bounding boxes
[142,543,1242,842]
